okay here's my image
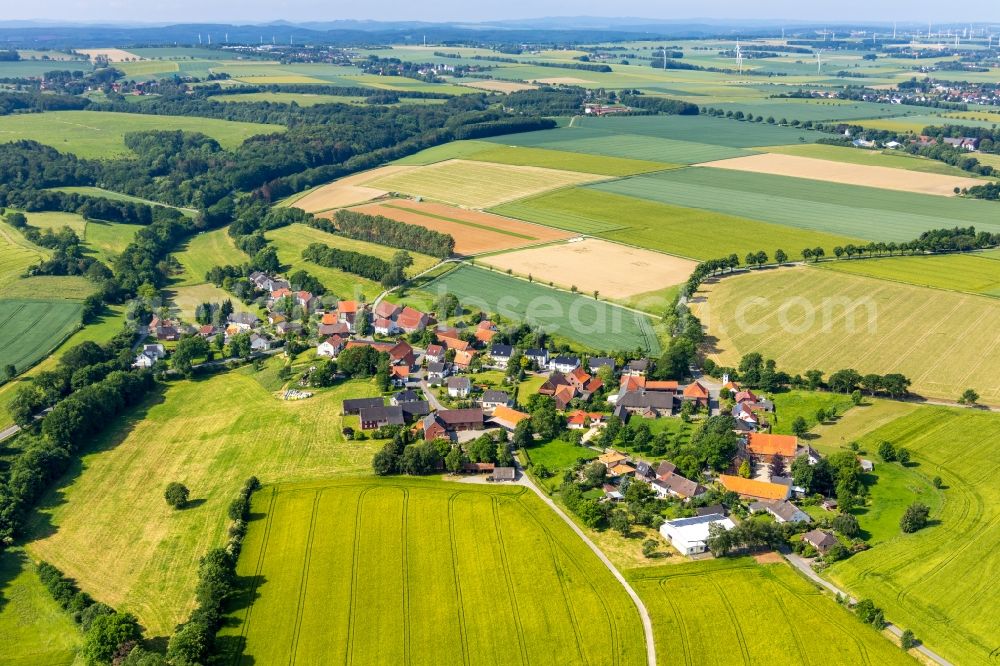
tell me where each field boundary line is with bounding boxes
[400,488,411,666]
[446,493,470,666]
[816,260,1000,300]
[380,202,537,240]
[287,490,321,665]
[658,580,692,665]
[492,497,530,666]
[768,577,810,665]
[233,486,278,664]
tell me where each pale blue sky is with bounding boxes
[6,1,999,25]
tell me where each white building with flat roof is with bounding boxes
[659,513,735,556]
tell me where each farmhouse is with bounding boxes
[318,321,351,337]
[426,362,449,384]
[651,473,705,501]
[718,475,791,501]
[359,405,406,430]
[802,529,839,555]
[682,381,710,408]
[659,514,735,556]
[391,390,422,405]
[525,348,549,368]
[228,312,260,331]
[374,300,402,321]
[396,306,429,333]
[567,411,605,429]
[588,357,616,373]
[488,405,530,432]
[491,466,517,482]
[342,397,386,415]
[567,367,603,398]
[625,358,651,376]
[614,391,675,420]
[423,408,484,440]
[598,451,628,470]
[374,317,397,336]
[133,343,166,368]
[424,344,445,364]
[749,500,812,524]
[453,350,474,371]
[250,333,277,352]
[746,433,801,463]
[550,355,581,373]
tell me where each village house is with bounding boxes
[489,344,514,369]
[318,320,350,338]
[607,462,636,479]
[197,324,215,338]
[749,500,812,524]
[276,321,302,337]
[614,391,675,420]
[374,300,401,322]
[655,461,677,479]
[633,461,655,481]
[343,397,386,415]
[491,466,517,482]
[446,376,472,398]
[390,365,411,387]
[453,349,475,371]
[624,358,651,376]
[317,335,345,358]
[133,343,166,368]
[250,333,277,352]
[525,348,549,369]
[336,300,360,332]
[598,450,628,471]
[802,529,839,555]
[426,361,449,385]
[396,306,429,333]
[390,389,422,406]
[746,433,801,464]
[475,321,497,345]
[566,410,605,429]
[566,367,603,399]
[424,344,445,364]
[588,356,616,374]
[440,335,471,353]
[387,340,416,369]
[718,475,792,501]
[660,513,735,556]
[374,317,397,336]
[249,271,288,293]
[480,390,510,413]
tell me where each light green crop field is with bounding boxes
[0,299,83,374]
[265,223,438,300]
[53,186,197,216]
[419,264,662,353]
[708,99,925,122]
[213,91,366,105]
[0,305,125,430]
[590,167,1000,243]
[493,188,862,261]
[0,226,46,289]
[820,253,1000,297]
[768,389,857,435]
[0,110,284,158]
[691,266,1000,405]
[83,221,143,264]
[25,372,383,636]
[627,559,915,665]
[173,227,246,286]
[759,143,978,176]
[365,159,605,208]
[815,406,1000,666]
[0,549,81,666]
[219,477,646,666]
[0,276,95,300]
[571,114,823,147]
[852,114,1000,133]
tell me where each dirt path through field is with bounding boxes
[699,153,985,196]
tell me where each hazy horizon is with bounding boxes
[3,1,998,26]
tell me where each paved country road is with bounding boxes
[515,467,657,666]
[783,552,953,666]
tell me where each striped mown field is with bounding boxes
[220,477,646,666]
[0,299,83,373]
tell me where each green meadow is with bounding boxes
[820,253,1000,297]
[0,110,284,158]
[0,299,83,374]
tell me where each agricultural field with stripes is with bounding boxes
[0,299,83,374]
[419,265,663,353]
[219,478,646,665]
[812,406,1000,666]
[820,253,1000,297]
[691,266,1000,404]
[628,559,914,665]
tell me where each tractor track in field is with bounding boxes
[492,497,530,666]
[400,488,411,666]
[287,491,321,665]
[710,579,751,664]
[659,581,692,665]
[446,492,471,666]
[345,487,375,665]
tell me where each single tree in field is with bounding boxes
[774,249,787,265]
[745,251,757,268]
[812,247,825,262]
[815,407,827,424]
[833,246,845,259]
[610,509,631,537]
[958,388,979,405]
[900,629,917,650]
[878,441,896,462]
[899,502,930,533]
[755,250,768,266]
[164,482,190,509]
[801,248,813,262]
[2,364,15,380]
[642,539,658,558]
[791,416,809,437]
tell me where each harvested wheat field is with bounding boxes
[482,238,697,298]
[699,153,986,196]
[455,79,537,92]
[76,48,143,62]
[287,165,413,212]
[347,199,572,254]
[363,159,605,208]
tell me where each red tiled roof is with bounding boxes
[645,380,678,391]
[321,312,338,325]
[621,376,646,391]
[338,300,359,314]
[719,475,790,500]
[683,381,709,398]
[747,433,798,457]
